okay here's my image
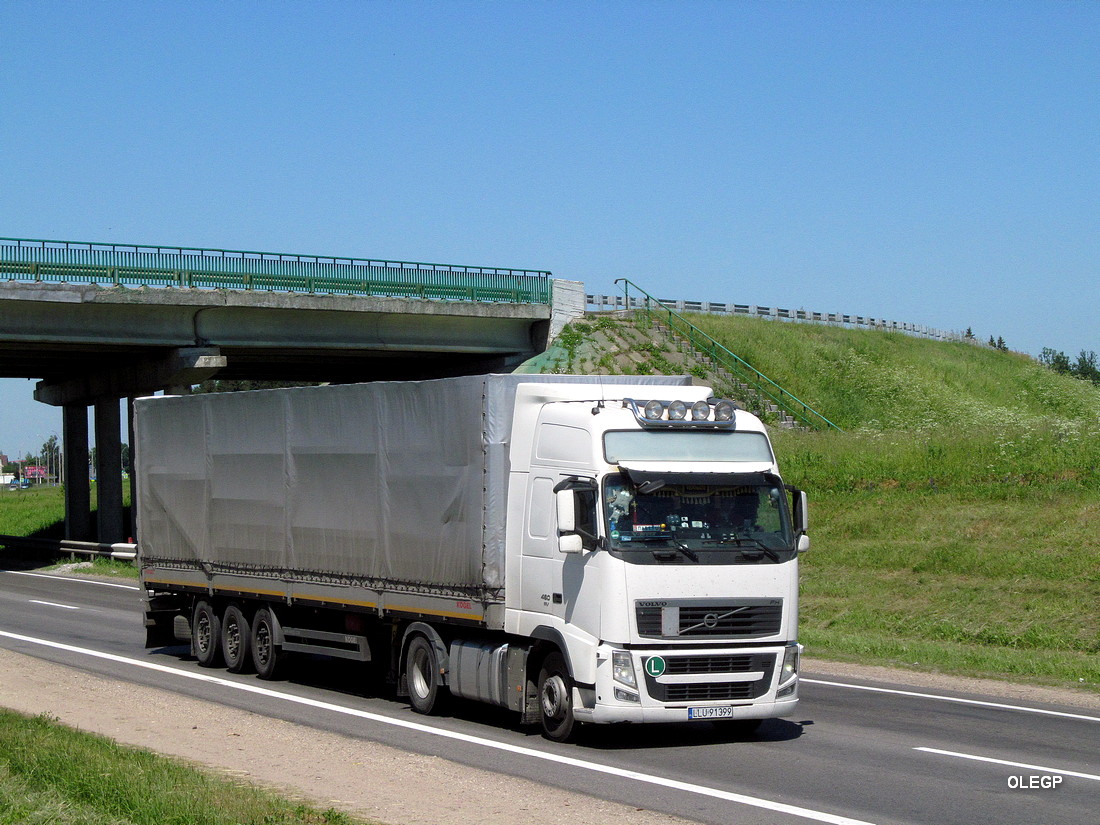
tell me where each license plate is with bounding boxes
[688,706,736,720]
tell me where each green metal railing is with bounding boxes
[614,278,841,431]
[0,237,552,304]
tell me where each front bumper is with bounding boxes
[573,642,800,725]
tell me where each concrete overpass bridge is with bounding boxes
[1,237,578,546]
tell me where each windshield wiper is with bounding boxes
[702,535,781,561]
[629,534,700,562]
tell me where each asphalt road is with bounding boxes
[0,567,1096,825]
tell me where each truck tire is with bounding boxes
[192,600,222,668]
[221,604,253,674]
[537,652,576,742]
[251,607,286,680]
[405,635,448,715]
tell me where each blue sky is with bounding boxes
[2,1,1098,458]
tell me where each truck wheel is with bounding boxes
[192,600,222,668]
[538,652,576,742]
[251,607,286,680]
[405,635,448,715]
[221,604,253,674]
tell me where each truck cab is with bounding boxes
[506,383,807,739]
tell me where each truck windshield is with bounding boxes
[603,472,793,561]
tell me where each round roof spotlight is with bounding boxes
[713,400,736,422]
[667,400,688,421]
[643,400,665,420]
[691,400,711,421]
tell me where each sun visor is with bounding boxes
[618,463,780,489]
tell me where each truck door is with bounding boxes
[520,474,564,619]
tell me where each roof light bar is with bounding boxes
[622,398,739,429]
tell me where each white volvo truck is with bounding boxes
[137,374,808,740]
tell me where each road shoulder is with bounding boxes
[0,647,701,825]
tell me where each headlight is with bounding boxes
[667,400,688,420]
[643,400,664,420]
[691,400,710,420]
[713,400,736,422]
[780,643,799,684]
[612,650,636,688]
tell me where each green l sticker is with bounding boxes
[645,656,666,678]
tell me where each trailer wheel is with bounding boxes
[251,607,286,680]
[192,600,222,668]
[405,635,448,715]
[221,604,253,674]
[538,652,576,742]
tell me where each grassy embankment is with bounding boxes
[680,314,1100,691]
[0,710,369,825]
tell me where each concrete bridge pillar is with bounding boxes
[62,404,92,542]
[94,398,124,544]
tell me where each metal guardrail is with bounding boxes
[587,293,971,344]
[0,236,552,305]
[0,533,136,561]
[613,279,842,431]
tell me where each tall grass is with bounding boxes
[0,483,133,541]
[0,486,67,538]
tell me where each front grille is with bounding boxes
[636,599,783,639]
[665,682,756,702]
[664,655,758,674]
[642,652,775,702]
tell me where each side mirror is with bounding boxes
[797,534,810,553]
[555,489,576,533]
[558,534,583,555]
[792,488,808,535]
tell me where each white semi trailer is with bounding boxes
[136,374,808,740]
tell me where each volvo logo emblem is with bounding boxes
[703,613,719,628]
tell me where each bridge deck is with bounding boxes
[0,237,552,305]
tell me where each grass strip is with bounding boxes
[0,710,371,825]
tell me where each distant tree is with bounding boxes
[1039,347,1072,374]
[988,335,997,348]
[36,435,61,482]
[995,336,1008,352]
[965,327,975,340]
[1072,350,1100,385]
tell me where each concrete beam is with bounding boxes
[35,347,226,406]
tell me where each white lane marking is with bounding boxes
[3,570,140,591]
[915,747,1100,781]
[803,678,1100,724]
[28,600,80,610]
[0,629,878,825]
